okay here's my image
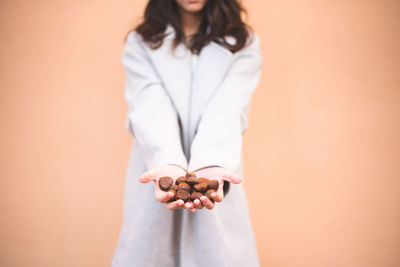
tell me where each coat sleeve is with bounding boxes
[122,31,188,170]
[187,33,263,174]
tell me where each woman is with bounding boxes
[111,0,263,266]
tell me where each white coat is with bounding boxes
[111,23,263,267]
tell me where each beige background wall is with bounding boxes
[1,0,399,266]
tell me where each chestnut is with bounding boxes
[159,176,173,191]
[176,189,190,202]
[175,176,187,185]
[177,182,191,192]
[198,178,210,184]
[191,191,203,201]
[187,176,200,186]
[207,180,219,191]
[169,184,178,191]
[193,182,208,193]
[186,172,196,179]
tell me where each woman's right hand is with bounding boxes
[138,164,196,211]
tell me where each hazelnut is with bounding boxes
[205,189,217,201]
[198,178,210,183]
[176,189,190,202]
[175,176,187,185]
[207,180,219,191]
[159,176,173,191]
[193,182,208,193]
[177,182,191,192]
[191,191,203,201]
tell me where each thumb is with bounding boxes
[139,169,156,183]
[222,173,242,184]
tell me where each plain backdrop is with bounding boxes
[1,0,399,266]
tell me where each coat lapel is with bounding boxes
[143,24,191,128]
[143,24,234,140]
[189,41,234,133]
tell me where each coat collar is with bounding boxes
[164,23,175,39]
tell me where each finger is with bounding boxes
[156,190,175,203]
[222,173,242,184]
[200,196,215,210]
[212,182,224,202]
[139,169,156,183]
[190,208,196,213]
[154,182,174,203]
[193,199,204,209]
[165,199,185,210]
[211,191,223,202]
[184,201,194,210]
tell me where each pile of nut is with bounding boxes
[158,172,219,203]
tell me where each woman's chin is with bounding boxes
[181,6,204,13]
[177,0,207,14]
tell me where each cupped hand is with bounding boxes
[192,166,242,210]
[139,164,193,211]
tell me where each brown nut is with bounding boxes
[198,178,210,183]
[205,189,217,201]
[186,172,196,179]
[191,191,203,201]
[207,180,219,191]
[177,182,191,192]
[193,182,208,193]
[187,176,200,186]
[169,184,178,191]
[176,189,190,202]
[159,176,173,191]
[175,176,187,185]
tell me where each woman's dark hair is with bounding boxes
[125,0,253,54]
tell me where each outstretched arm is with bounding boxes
[188,33,263,208]
[188,32,263,175]
[122,31,188,170]
[122,31,191,210]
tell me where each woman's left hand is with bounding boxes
[138,164,193,210]
[191,166,242,210]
